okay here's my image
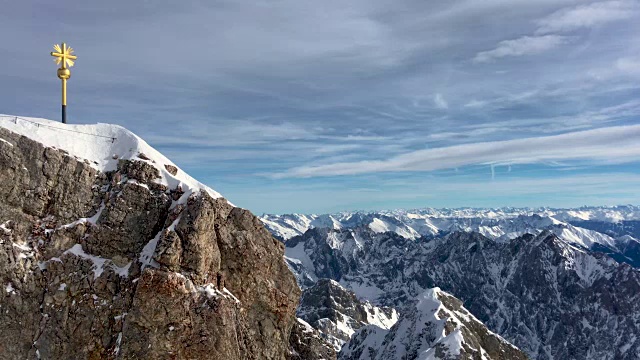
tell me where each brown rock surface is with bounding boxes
[0,127,300,359]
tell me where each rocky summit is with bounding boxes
[297,279,397,350]
[339,288,528,360]
[0,118,303,359]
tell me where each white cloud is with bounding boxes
[464,99,487,108]
[616,57,640,75]
[434,93,449,109]
[276,124,640,178]
[146,120,317,147]
[473,35,569,63]
[536,0,638,34]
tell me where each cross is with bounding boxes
[50,43,77,69]
[50,43,78,123]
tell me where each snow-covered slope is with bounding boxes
[297,279,397,350]
[0,114,223,201]
[339,288,527,360]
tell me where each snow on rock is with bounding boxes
[297,278,398,352]
[0,114,223,201]
[339,288,527,360]
[5,283,16,295]
[198,283,241,304]
[297,318,316,333]
[260,213,318,240]
[264,207,639,256]
[0,221,11,235]
[62,244,131,279]
[368,218,420,240]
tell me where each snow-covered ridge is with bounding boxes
[262,206,640,241]
[339,288,526,360]
[262,207,640,257]
[0,114,223,200]
[296,278,398,351]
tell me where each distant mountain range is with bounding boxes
[261,206,640,359]
[261,206,640,268]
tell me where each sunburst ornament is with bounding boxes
[50,42,78,123]
[51,43,77,69]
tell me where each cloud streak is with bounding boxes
[473,35,569,62]
[536,0,639,34]
[475,1,638,63]
[276,125,640,178]
[1,0,640,212]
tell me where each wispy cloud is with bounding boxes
[473,35,569,63]
[1,0,640,212]
[616,57,640,75]
[434,93,449,109]
[475,1,638,63]
[276,125,640,178]
[536,0,639,34]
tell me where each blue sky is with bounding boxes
[1,0,640,214]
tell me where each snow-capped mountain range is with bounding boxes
[262,206,640,268]
[262,206,640,240]
[282,228,640,359]
[262,207,640,359]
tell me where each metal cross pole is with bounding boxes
[50,43,77,124]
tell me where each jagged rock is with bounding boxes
[0,125,300,359]
[85,177,172,260]
[339,288,529,360]
[164,164,178,176]
[289,318,337,360]
[298,279,397,349]
[0,128,99,224]
[117,159,160,183]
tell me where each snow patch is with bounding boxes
[285,242,318,282]
[0,137,13,147]
[63,244,131,279]
[139,231,162,270]
[5,283,15,294]
[53,203,105,232]
[0,114,225,202]
[0,221,11,234]
[199,284,241,304]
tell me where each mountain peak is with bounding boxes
[0,116,301,359]
[339,287,528,360]
[1,114,223,201]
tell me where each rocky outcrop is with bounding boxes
[289,318,337,360]
[297,279,397,350]
[339,288,529,360]
[0,126,300,359]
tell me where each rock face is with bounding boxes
[289,318,337,360]
[339,288,529,360]
[0,126,300,359]
[297,279,397,350]
[284,227,640,359]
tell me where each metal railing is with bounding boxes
[0,115,117,143]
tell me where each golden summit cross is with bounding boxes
[50,43,77,123]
